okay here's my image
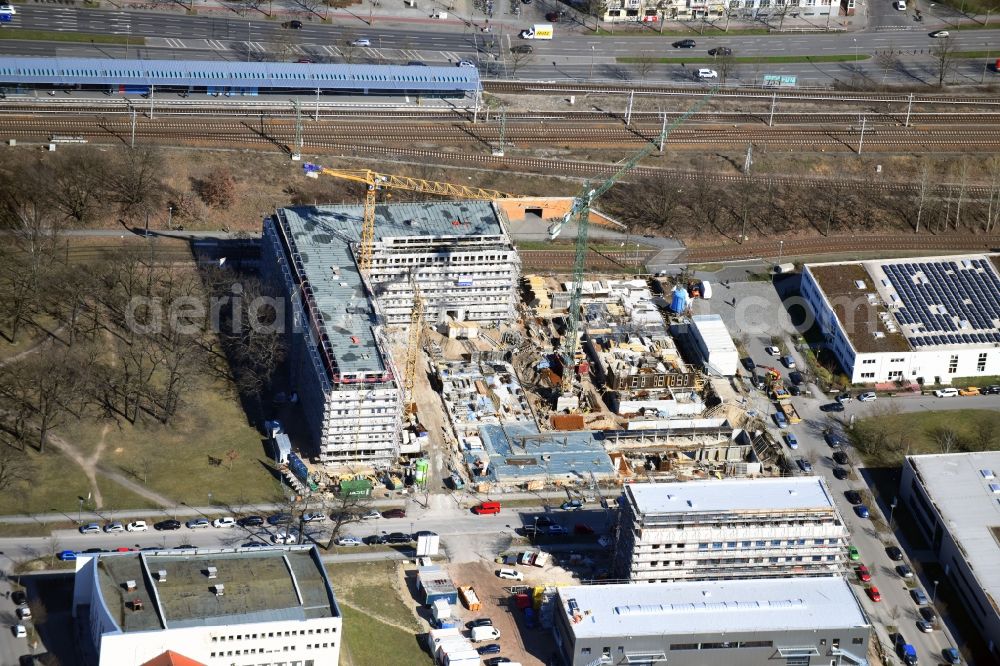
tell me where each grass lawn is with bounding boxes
[0,29,143,45]
[852,408,1000,467]
[326,561,422,632]
[617,54,870,64]
[339,605,431,666]
[56,380,285,509]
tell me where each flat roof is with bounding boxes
[275,201,504,378]
[907,452,1000,610]
[558,576,869,638]
[0,57,480,92]
[625,477,837,515]
[476,422,615,481]
[690,314,737,353]
[94,547,338,633]
[805,253,1000,354]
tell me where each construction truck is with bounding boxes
[778,401,801,425]
[458,585,482,611]
[770,385,791,402]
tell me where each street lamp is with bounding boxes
[888,497,898,529]
[853,38,858,68]
[78,497,84,524]
[778,240,784,265]
[589,45,596,80]
[208,491,213,507]
[167,205,173,230]
[932,579,940,602]
[983,43,991,84]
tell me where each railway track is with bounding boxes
[484,81,1000,106]
[5,117,1000,151]
[680,233,1000,262]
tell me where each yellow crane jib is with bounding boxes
[302,162,516,275]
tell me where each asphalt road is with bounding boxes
[2,5,999,85]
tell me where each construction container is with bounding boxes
[458,585,481,611]
[670,285,689,313]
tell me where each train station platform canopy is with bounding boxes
[0,57,480,93]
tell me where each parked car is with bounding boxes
[886,545,904,561]
[917,619,934,633]
[789,371,803,385]
[856,564,871,582]
[485,657,513,666]
[477,644,502,655]
[362,509,382,520]
[155,519,181,531]
[836,392,854,404]
[784,433,799,449]
[743,357,756,372]
[858,392,877,402]
[845,490,863,505]
[797,458,812,473]
[126,521,148,532]
[237,515,265,527]
[267,513,293,525]
[185,518,210,529]
[271,528,299,544]
[413,530,438,539]
[545,11,561,20]
[919,607,937,623]
[833,451,849,465]
[911,588,929,605]
[854,505,870,519]
[934,387,959,397]
[384,532,412,544]
[382,508,406,519]
[467,618,494,628]
[825,431,848,448]
[894,0,906,8]
[574,523,596,535]
[708,46,733,56]
[83,547,107,554]
[547,524,568,535]
[820,402,845,412]
[897,564,914,578]
[787,385,801,396]
[781,355,796,369]
[79,523,101,534]
[866,586,882,602]
[212,517,236,528]
[302,512,327,523]
[672,39,696,48]
[12,624,26,638]
[764,346,780,356]
[457,60,477,68]
[103,521,125,533]
[848,546,860,561]
[982,385,1000,395]
[943,647,962,664]
[335,536,363,546]
[959,386,980,396]
[497,568,524,581]
[15,606,31,620]
[11,591,27,605]
[832,467,849,480]
[561,499,583,510]
[773,411,788,428]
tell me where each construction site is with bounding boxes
[259,116,794,501]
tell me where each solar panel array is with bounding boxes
[883,258,1000,347]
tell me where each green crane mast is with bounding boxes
[553,90,718,399]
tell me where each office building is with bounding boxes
[801,254,1000,385]
[900,452,1000,657]
[261,201,519,464]
[72,546,342,666]
[553,576,871,666]
[613,478,848,582]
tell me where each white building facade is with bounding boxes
[802,255,1000,385]
[599,0,840,23]
[613,478,849,582]
[261,201,519,465]
[73,547,342,666]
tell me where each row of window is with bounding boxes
[1,68,473,85]
[685,538,842,549]
[213,628,336,642]
[640,555,838,567]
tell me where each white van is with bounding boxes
[470,625,501,642]
[696,68,718,79]
[934,388,959,398]
[496,568,523,581]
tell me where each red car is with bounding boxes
[381,508,406,519]
[856,564,871,582]
[574,524,595,535]
[866,586,881,602]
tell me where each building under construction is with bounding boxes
[261,201,520,466]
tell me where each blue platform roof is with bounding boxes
[0,57,480,92]
[474,422,616,483]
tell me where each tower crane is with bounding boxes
[303,163,516,275]
[403,272,425,415]
[552,90,718,400]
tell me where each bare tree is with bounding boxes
[225,448,241,471]
[972,415,998,451]
[44,147,111,226]
[508,48,535,76]
[874,50,898,84]
[105,146,166,222]
[324,492,375,549]
[604,177,686,234]
[987,156,1000,232]
[931,36,958,87]
[633,57,656,82]
[716,53,737,83]
[929,425,959,454]
[0,445,32,491]
[914,159,934,234]
[197,170,238,209]
[952,157,969,230]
